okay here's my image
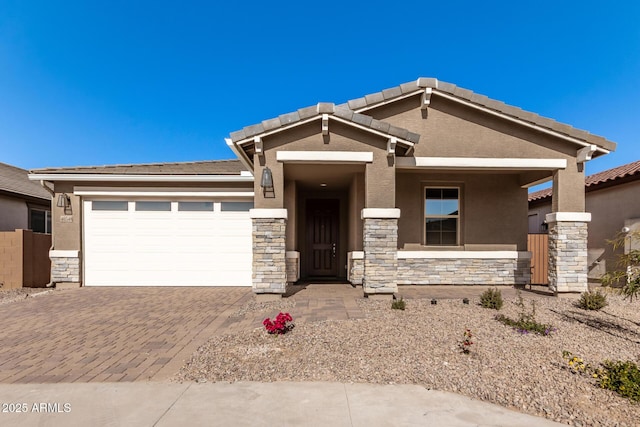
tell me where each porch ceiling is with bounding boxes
[284,164,363,190]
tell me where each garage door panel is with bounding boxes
[83,199,252,286]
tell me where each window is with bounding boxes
[135,201,171,211]
[424,187,459,245]
[220,201,253,212]
[29,209,51,234]
[178,201,214,211]
[92,201,129,211]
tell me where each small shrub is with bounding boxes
[597,360,640,402]
[562,351,592,374]
[480,287,503,310]
[391,297,406,310]
[495,292,554,335]
[577,290,608,311]
[263,312,294,335]
[459,329,473,354]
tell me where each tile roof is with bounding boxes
[30,159,247,175]
[229,103,421,144]
[528,159,640,202]
[0,162,51,201]
[338,78,616,151]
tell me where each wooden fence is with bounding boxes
[0,229,51,289]
[528,233,549,285]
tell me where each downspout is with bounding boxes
[39,180,56,288]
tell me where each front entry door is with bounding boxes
[306,199,339,277]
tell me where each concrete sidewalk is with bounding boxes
[0,381,563,426]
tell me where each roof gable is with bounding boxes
[342,78,616,153]
[229,103,420,145]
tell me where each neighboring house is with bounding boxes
[0,162,52,233]
[529,160,640,282]
[29,78,617,296]
[0,162,52,289]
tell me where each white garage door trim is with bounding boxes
[83,199,253,287]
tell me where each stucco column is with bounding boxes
[361,208,400,296]
[249,209,288,297]
[546,212,591,294]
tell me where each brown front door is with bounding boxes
[306,199,339,277]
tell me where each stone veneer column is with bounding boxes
[361,208,400,295]
[249,209,288,296]
[49,250,81,287]
[546,212,591,294]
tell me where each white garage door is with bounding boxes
[83,200,253,286]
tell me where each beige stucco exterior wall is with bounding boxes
[368,96,579,160]
[0,195,28,231]
[397,172,528,250]
[254,121,395,210]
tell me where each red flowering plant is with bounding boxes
[459,329,473,354]
[263,312,294,335]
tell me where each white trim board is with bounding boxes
[29,174,254,183]
[546,212,592,223]
[396,157,567,170]
[397,251,531,260]
[50,250,79,258]
[74,190,254,198]
[276,151,374,163]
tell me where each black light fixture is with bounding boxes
[56,193,70,208]
[260,167,275,198]
[56,193,72,214]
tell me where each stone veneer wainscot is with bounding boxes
[250,209,287,295]
[546,212,590,293]
[361,209,400,295]
[49,250,81,284]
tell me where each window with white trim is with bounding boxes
[29,208,52,234]
[424,187,459,245]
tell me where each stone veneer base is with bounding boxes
[50,255,81,284]
[548,219,589,293]
[397,258,530,285]
[252,217,287,294]
[362,217,398,294]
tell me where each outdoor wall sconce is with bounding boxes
[261,167,275,198]
[56,193,72,214]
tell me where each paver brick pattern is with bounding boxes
[0,284,551,384]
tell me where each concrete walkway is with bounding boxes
[0,381,564,426]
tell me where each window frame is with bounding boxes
[423,185,461,246]
[28,207,52,234]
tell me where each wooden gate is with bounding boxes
[528,234,549,285]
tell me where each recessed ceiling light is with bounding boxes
[320,183,327,187]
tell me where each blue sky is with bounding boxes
[1,1,638,181]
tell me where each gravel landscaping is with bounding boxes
[0,288,53,305]
[177,290,640,427]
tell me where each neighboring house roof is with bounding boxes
[30,159,247,175]
[0,162,51,201]
[229,77,616,153]
[528,160,640,202]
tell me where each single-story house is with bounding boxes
[0,162,52,233]
[29,78,617,296]
[529,160,640,282]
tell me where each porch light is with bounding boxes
[56,193,70,208]
[261,167,275,198]
[56,193,72,214]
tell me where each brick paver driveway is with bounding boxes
[0,287,252,383]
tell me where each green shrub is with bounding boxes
[391,297,406,310]
[577,290,608,311]
[480,287,503,310]
[597,360,640,402]
[494,292,554,336]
